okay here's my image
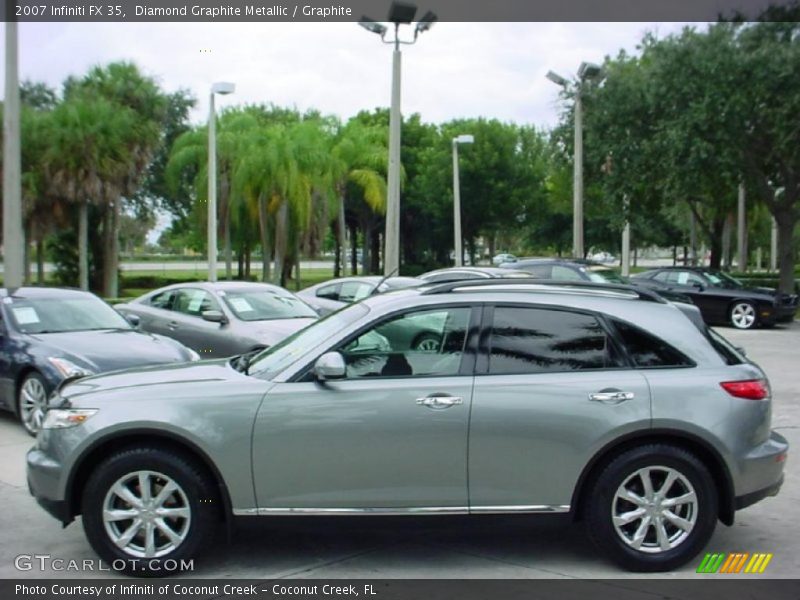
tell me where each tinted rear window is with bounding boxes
[612,320,694,368]
[488,307,623,374]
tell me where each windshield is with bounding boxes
[584,267,628,284]
[220,290,317,321]
[704,271,742,289]
[5,295,131,334]
[248,302,369,379]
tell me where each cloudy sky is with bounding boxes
[2,21,702,129]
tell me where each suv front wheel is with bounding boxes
[81,446,218,576]
[585,444,717,572]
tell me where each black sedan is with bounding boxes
[631,267,798,329]
[0,287,199,434]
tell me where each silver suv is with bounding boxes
[27,281,787,575]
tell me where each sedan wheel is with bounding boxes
[18,373,48,436]
[413,333,441,352]
[730,301,757,329]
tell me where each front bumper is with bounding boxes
[27,446,71,525]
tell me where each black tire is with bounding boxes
[17,371,50,436]
[412,332,441,352]
[729,300,758,330]
[81,446,219,577]
[585,444,717,572]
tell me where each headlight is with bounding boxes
[186,348,201,362]
[48,357,94,379]
[42,408,98,429]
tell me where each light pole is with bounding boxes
[3,22,24,290]
[207,81,235,283]
[452,134,473,267]
[547,62,603,259]
[359,2,437,275]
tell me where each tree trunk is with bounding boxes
[333,225,341,278]
[223,211,232,281]
[350,222,358,275]
[774,208,797,294]
[23,220,32,284]
[370,228,380,274]
[258,194,271,282]
[245,242,251,279]
[274,201,288,286]
[237,244,244,279]
[36,239,45,284]
[363,221,371,276]
[337,194,346,277]
[294,233,301,291]
[102,200,120,298]
[721,212,733,271]
[78,202,89,290]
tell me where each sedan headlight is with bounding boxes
[48,357,95,379]
[42,408,98,429]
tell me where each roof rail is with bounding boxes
[419,278,667,303]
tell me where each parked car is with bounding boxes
[591,251,617,264]
[29,280,786,574]
[492,253,517,266]
[0,287,198,434]
[115,281,318,358]
[631,267,799,330]
[499,258,691,304]
[419,266,533,283]
[297,276,423,316]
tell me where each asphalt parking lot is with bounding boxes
[0,322,798,580]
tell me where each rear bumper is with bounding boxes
[734,430,788,510]
[735,474,783,510]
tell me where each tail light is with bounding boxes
[720,379,769,400]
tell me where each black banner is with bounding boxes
[3,580,800,600]
[0,0,790,23]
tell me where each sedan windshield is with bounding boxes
[221,290,317,322]
[248,303,369,380]
[6,296,131,334]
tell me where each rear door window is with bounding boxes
[487,307,622,374]
[611,319,694,368]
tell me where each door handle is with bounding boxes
[589,391,634,404]
[416,396,463,409]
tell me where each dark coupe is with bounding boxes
[631,267,798,329]
[0,287,199,434]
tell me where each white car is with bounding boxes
[492,253,517,266]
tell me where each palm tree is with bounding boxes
[44,96,133,290]
[330,120,388,276]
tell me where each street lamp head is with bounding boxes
[454,134,474,144]
[358,16,387,36]
[415,10,438,34]
[211,81,235,95]
[578,61,603,81]
[546,70,569,87]
[388,1,417,24]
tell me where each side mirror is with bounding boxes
[125,313,141,327]
[313,352,346,381]
[691,282,705,291]
[202,310,227,323]
[736,346,747,357]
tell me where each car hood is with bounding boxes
[57,359,234,402]
[29,329,191,373]
[245,317,316,345]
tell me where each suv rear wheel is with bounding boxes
[81,446,218,576]
[585,444,717,571]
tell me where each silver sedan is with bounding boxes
[116,281,318,358]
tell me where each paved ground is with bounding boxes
[0,322,797,579]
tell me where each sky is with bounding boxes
[1,21,701,129]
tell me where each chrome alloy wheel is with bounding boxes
[415,337,440,352]
[102,470,191,558]
[20,376,47,434]
[730,302,756,329]
[612,466,698,554]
